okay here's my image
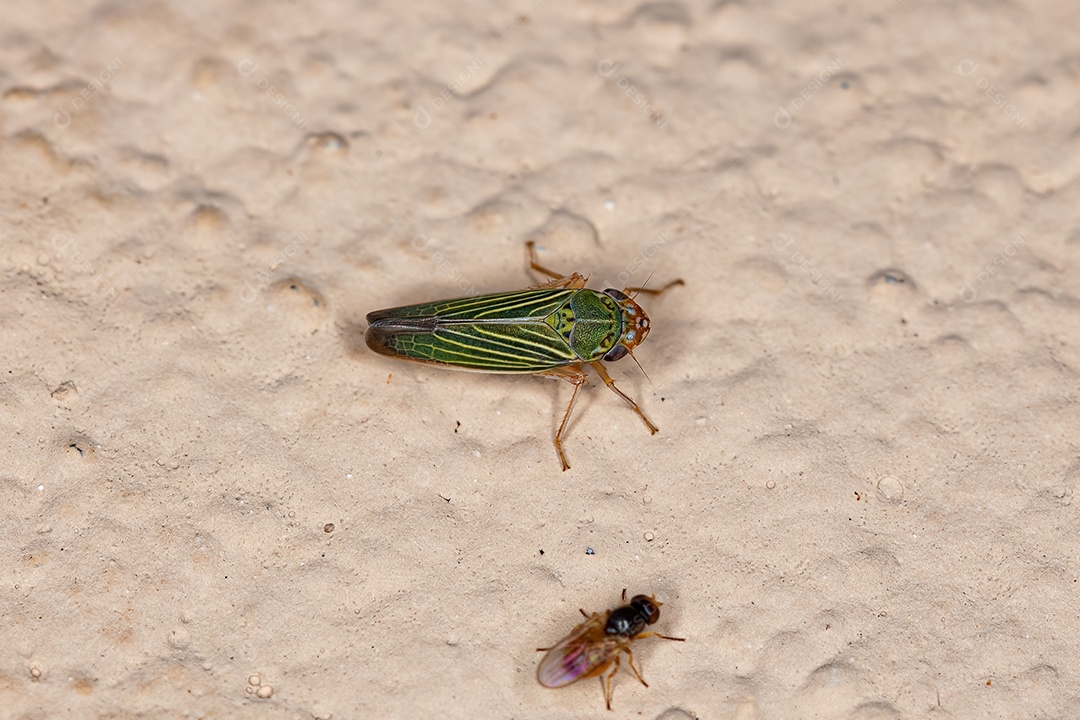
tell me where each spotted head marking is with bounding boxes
[600,288,651,362]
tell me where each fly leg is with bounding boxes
[526,241,589,290]
[623,632,685,695]
[601,651,622,710]
[589,361,658,434]
[632,630,687,642]
[624,646,649,689]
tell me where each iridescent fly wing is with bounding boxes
[536,618,616,688]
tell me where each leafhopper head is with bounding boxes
[600,288,651,362]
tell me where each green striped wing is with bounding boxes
[365,289,581,372]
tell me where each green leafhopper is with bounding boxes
[365,242,682,470]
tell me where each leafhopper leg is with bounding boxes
[622,278,685,297]
[526,241,588,290]
[542,364,588,471]
[589,362,659,434]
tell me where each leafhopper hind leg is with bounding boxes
[525,241,588,290]
[541,364,589,471]
[543,363,660,470]
[589,361,659,435]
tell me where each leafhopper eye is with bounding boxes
[603,344,629,362]
[605,288,631,301]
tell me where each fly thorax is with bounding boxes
[605,610,637,638]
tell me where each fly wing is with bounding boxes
[536,621,615,688]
